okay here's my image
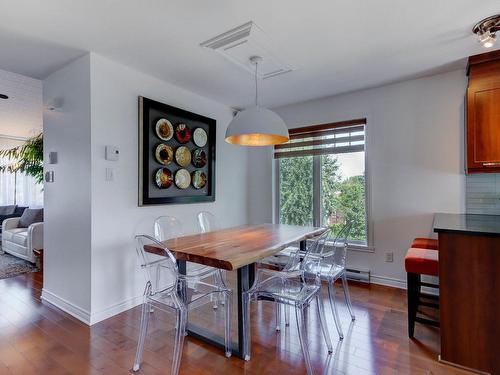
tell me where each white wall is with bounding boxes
[248,69,467,287]
[0,68,42,138]
[42,53,249,324]
[88,54,248,323]
[42,54,92,315]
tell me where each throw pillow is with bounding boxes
[0,205,16,215]
[18,208,44,228]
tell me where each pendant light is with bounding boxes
[225,56,289,146]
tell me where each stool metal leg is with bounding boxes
[407,272,420,338]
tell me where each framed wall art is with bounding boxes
[138,96,216,205]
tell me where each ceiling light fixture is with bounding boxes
[225,56,289,146]
[473,14,500,48]
[0,94,8,99]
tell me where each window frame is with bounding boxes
[273,119,373,252]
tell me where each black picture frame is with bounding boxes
[138,96,216,205]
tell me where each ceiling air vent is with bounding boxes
[200,21,294,79]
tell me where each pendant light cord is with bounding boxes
[254,60,258,107]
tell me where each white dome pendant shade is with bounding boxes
[225,56,289,146]
[225,106,289,146]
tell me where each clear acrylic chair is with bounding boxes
[154,215,184,242]
[196,211,227,309]
[133,235,232,374]
[154,215,220,278]
[314,222,356,340]
[242,231,333,375]
[273,223,356,340]
[196,211,217,233]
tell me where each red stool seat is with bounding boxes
[411,237,438,251]
[405,248,439,276]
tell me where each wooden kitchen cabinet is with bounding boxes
[466,50,500,174]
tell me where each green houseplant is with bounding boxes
[0,133,44,184]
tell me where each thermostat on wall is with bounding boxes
[105,145,119,161]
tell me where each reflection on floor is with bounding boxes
[0,271,471,374]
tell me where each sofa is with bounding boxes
[0,205,27,243]
[1,208,43,263]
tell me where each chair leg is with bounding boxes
[220,271,226,306]
[171,306,187,375]
[316,294,333,353]
[327,281,344,340]
[223,290,233,358]
[133,302,151,372]
[285,304,290,327]
[407,272,420,338]
[275,303,282,332]
[296,305,313,375]
[341,273,355,321]
[242,292,252,361]
[212,273,219,309]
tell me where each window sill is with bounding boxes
[347,243,375,253]
[324,241,375,253]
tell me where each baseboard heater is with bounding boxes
[345,267,370,283]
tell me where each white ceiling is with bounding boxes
[0,1,498,109]
[0,68,42,138]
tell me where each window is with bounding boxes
[275,119,368,245]
[0,156,43,207]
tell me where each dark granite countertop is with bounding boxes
[433,213,500,236]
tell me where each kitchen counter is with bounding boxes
[433,213,500,236]
[433,213,500,374]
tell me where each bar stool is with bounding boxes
[411,237,438,251]
[404,247,440,338]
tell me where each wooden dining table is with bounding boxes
[146,223,326,359]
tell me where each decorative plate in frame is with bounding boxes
[193,127,208,147]
[155,119,174,141]
[192,149,207,168]
[154,144,174,165]
[175,123,192,144]
[155,168,173,189]
[175,169,191,189]
[175,146,192,167]
[192,170,207,189]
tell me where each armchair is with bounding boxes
[1,217,43,263]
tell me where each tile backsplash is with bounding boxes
[466,174,500,215]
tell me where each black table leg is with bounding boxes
[237,264,255,358]
[300,239,307,252]
[177,260,187,301]
[175,260,255,359]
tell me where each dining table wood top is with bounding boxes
[146,224,327,271]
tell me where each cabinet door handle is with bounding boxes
[482,162,500,166]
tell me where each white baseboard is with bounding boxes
[370,274,406,289]
[41,288,143,326]
[41,288,91,325]
[370,274,439,296]
[89,295,143,325]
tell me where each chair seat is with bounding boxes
[405,248,439,276]
[411,237,438,251]
[3,228,28,246]
[256,277,320,304]
[305,263,344,281]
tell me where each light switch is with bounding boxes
[105,168,114,181]
[45,171,54,183]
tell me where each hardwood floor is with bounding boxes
[0,271,472,375]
